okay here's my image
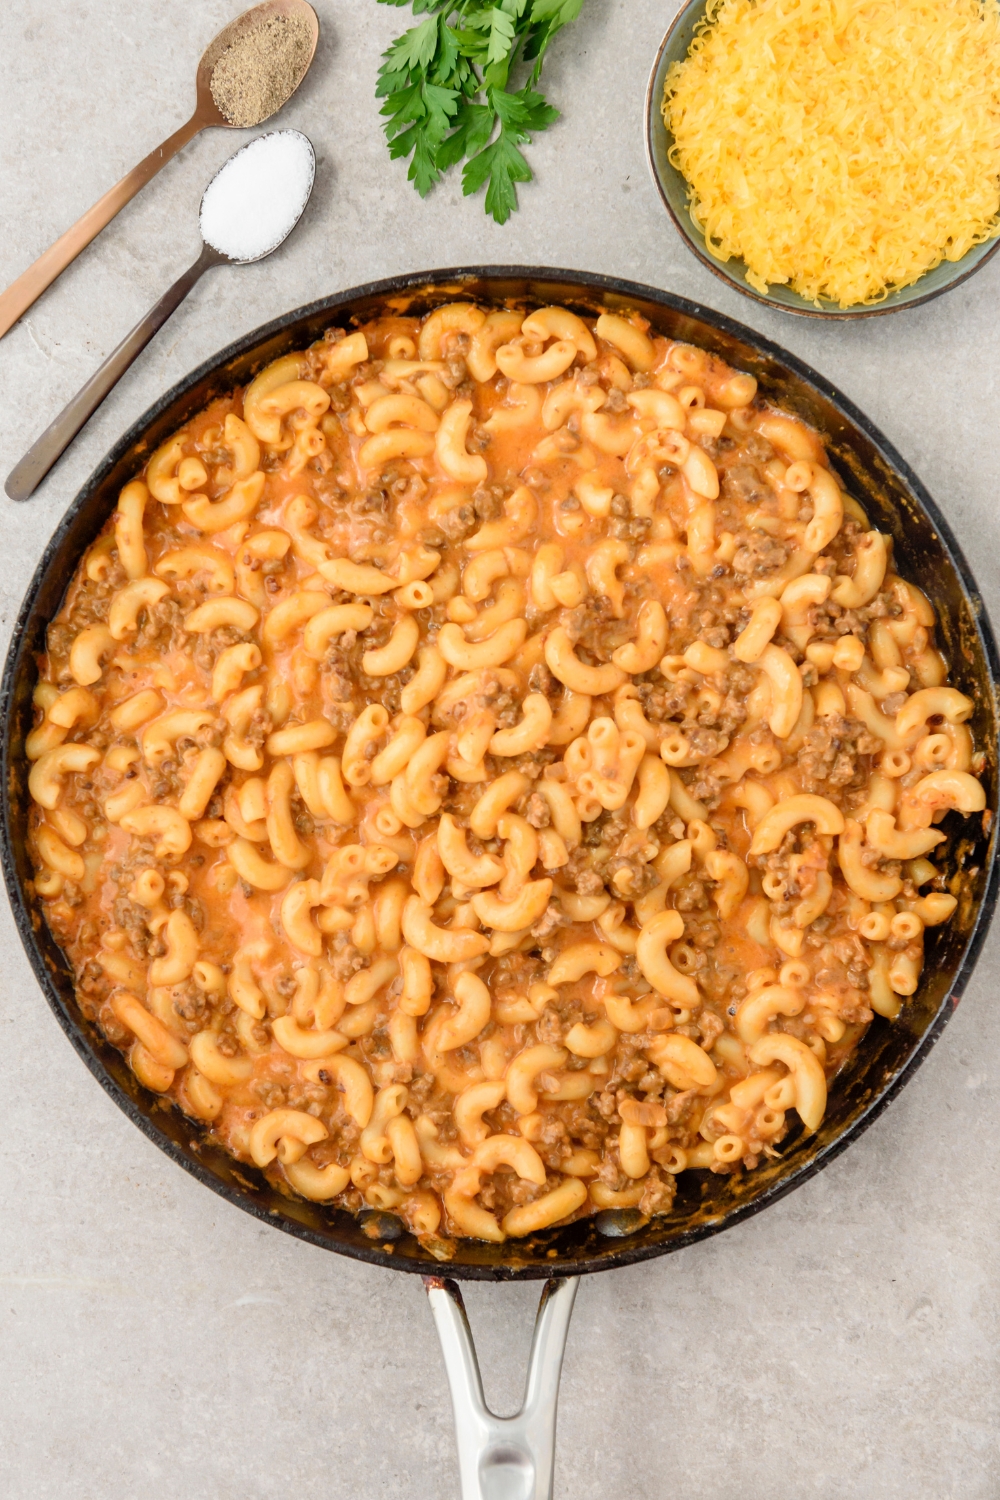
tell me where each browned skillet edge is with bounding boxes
[2,266,997,1279]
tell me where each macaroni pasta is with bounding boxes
[25,303,986,1249]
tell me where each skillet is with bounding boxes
[3,268,997,1498]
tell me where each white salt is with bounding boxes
[200,129,315,262]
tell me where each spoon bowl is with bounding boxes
[194,0,320,130]
[200,129,317,264]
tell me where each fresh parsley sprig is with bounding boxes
[376,0,585,224]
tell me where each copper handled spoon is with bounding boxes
[0,0,318,343]
[4,130,316,502]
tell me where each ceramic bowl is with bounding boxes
[645,0,1000,318]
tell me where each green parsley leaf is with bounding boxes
[523,0,583,80]
[457,85,554,223]
[383,15,440,73]
[437,100,496,171]
[462,128,531,224]
[529,0,582,20]
[377,0,451,12]
[431,15,461,82]
[486,8,517,66]
[493,82,558,134]
[375,0,585,222]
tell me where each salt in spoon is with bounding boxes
[0,0,318,342]
[5,130,316,503]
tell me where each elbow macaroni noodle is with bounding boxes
[25,303,987,1248]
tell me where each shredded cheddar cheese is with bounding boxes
[662,0,1000,307]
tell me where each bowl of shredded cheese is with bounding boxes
[646,0,1000,316]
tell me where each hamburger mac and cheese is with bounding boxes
[25,302,986,1247]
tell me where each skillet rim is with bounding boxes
[3,264,997,1280]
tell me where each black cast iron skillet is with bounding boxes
[6,267,998,1498]
[3,268,998,1285]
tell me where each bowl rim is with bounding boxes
[4,264,998,1279]
[643,0,1000,320]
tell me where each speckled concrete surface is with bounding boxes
[1,3,999,1496]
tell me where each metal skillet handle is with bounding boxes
[425,1275,579,1500]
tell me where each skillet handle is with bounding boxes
[424,1274,579,1500]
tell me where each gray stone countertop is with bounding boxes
[1,2,998,1496]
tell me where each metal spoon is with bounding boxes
[4,130,316,503]
[0,0,318,343]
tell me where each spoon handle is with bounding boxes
[5,242,224,503]
[0,112,205,343]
